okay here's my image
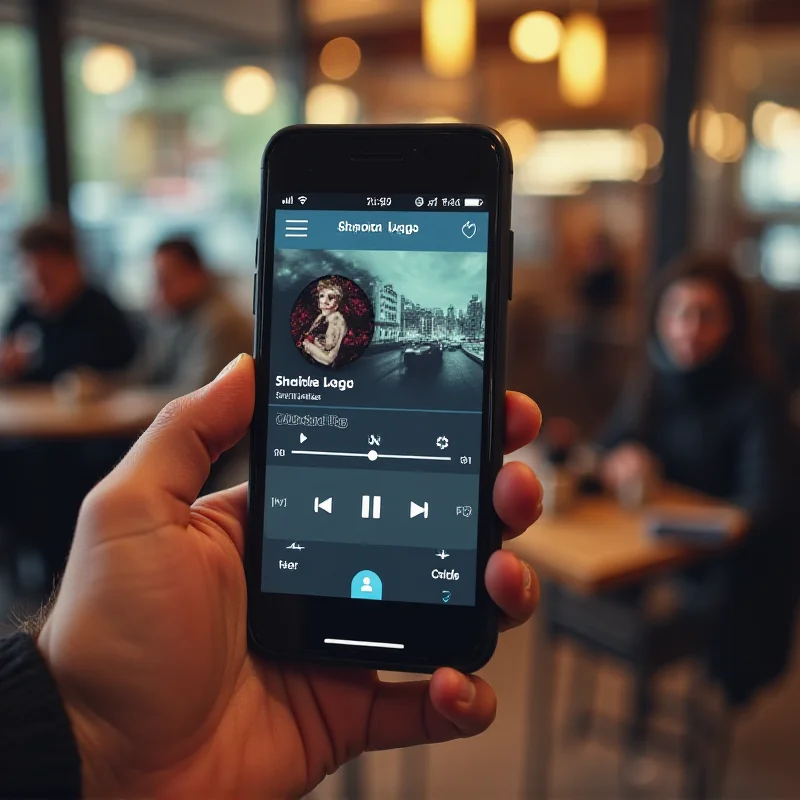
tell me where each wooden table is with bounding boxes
[0,386,169,439]
[510,487,746,799]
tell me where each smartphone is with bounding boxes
[246,125,513,672]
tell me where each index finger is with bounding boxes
[505,391,542,454]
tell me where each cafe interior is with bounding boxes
[0,0,799,797]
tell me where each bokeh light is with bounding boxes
[306,84,360,124]
[631,123,664,170]
[752,101,783,148]
[223,67,276,115]
[559,13,606,107]
[81,44,136,95]
[319,37,362,81]
[422,0,476,79]
[509,11,563,64]
[497,118,537,161]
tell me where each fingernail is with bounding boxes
[215,353,245,381]
[457,676,477,706]
[522,562,533,591]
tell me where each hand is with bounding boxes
[37,355,543,799]
[0,339,29,381]
[601,443,658,493]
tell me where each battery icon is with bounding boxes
[465,198,483,207]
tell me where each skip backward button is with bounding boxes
[410,501,429,519]
[314,497,333,514]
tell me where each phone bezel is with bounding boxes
[246,125,513,672]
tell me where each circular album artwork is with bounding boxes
[290,275,375,369]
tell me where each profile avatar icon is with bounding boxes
[351,570,383,600]
[291,274,375,369]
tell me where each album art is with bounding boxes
[291,275,375,369]
[273,249,487,410]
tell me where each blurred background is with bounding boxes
[0,0,798,798]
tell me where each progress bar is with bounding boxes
[325,638,404,650]
[291,449,451,462]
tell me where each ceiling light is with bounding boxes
[82,44,136,95]
[319,37,362,81]
[306,84,360,124]
[422,0,476,79]
[752,101,784,148]
[224,67,276,115]
[497,118,537,161]
[510,11,563,64]
[559,13,606,107]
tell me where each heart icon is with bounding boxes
[461,221,476,239]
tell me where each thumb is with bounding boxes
[108,354,254,506]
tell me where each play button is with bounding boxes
[410,501,429,519]
[300,432,307,443]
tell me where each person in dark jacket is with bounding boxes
[0,214,136,383]
[0,356,544,797]
[601,253,797,705]
[0,215,138,585]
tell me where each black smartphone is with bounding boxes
[246,124,513,673]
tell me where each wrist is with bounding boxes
[61,702,124,799]
[36,628,122,799]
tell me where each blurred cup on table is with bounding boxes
[53,368,109,406]
[602,443,662,509]
[539,417,580,515]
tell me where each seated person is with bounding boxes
[0,215,137,586]
[0,214,136,384]
[599,253,795,705]
[134,237,253,396]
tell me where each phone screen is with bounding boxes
[259,194,491,608]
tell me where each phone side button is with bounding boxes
[508,230,515,300]
[252,275,258,315]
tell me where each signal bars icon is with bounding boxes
[280,196,308,205]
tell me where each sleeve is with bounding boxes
[733,387,785,532]
[159,307,253,397]
[2,305,27,338]
[91,294,139,373]
[0,633,82,798]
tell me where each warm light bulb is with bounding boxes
[306,84,360,124]
[510,11,563,64]
[701,112,746,163]
[770,106,800,153]
[497,118,537,162]
[319,37,362,81]
[752,101,783,148]
[224,67,276,115]
[631,123,664,169]
[422,0,476,79]
[559,13,606,107]
[82,44,136,95]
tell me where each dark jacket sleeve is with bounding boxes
[91,292,138,373]
[0,633,82,799]
[734,386,789,535]
[2,305,26,338]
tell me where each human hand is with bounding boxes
[0,339,29,381]
[37,355,543,799]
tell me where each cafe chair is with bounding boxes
[545,580,732,800]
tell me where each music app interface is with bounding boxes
[262,195,490,607]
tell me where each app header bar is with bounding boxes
[275,210,489,253]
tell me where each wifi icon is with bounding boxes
[298,196,308,205]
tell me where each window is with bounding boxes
[0,13,45,323]
[66,39,295,306]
